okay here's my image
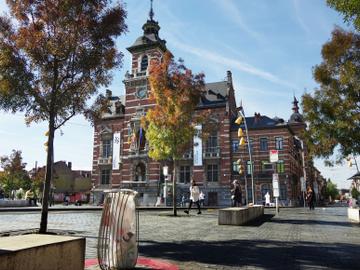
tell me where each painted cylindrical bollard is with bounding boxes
[97,189,138,269]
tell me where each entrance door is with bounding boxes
[208,192,218,206]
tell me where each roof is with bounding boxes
[198,81,228,108]
[231,115,287,131]
[348,172,360,180]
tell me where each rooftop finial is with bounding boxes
[149,0,154,21]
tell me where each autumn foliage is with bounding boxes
[142,51,205,160]
[0,0,127,232]
[142,51,205,215]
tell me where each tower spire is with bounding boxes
[149,0,154,21]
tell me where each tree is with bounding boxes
[142,51,205,216]
[325,179,339,202]
[327,0,360,31]
[0,1,127,233]
[302,28,360,163]
[351,187,360,199]
[0,150,31,197]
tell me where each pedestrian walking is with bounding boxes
[199,191,205,206]
[184,180,201,215]
[231,180,242,207]
[306,187,315,210]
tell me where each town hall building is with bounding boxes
[91,7,325,206]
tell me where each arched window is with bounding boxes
[135,162,146,182]
[140,55,148,72]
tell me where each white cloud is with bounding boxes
[293,0,310,35]
[170,38,297,89]
[212,0,262,41]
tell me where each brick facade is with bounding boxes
[91,13,324,206]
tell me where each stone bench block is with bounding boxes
[0,234,85,270]
[0,200,28,207]
[218,205,264,225]
[348,207,360,223]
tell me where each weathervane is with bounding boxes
[149,0,154,21]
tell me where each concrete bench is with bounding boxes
[218,205,264,225]
[0,200,28,207]
[0,234,85,270]
[348,207,360,223]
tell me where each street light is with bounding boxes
[163,165,168,206]
[236,107,255,205]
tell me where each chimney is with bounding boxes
[67,162,72,170]
[226,70,233,86]
[106,89,112,98]
[254,112,261,123]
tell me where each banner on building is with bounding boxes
[193,125,202,166]
[112,132,121,170]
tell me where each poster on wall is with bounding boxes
[112,132,121,170]
[193,125,202,166]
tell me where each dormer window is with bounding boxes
[140,55,148,72]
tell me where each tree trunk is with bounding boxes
[39,115,55,233]
[172,159,177,216]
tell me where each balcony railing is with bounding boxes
[181,150,193,159]
[203,146,220,158]
[98,157,112,165]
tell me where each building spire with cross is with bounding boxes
[149,0,154,21]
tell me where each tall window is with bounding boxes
[207,164,218,182]
[277,160,285,173]
[232,161,240,174]
[206,132,218,153]
[246,161,253,175]
[260,138,268,151]
[261,161,273,172]
[232,140,239,152]
[261,184,272,201]
[180,166,191,183]
[247,137,254,152]
[275,137,283,150]
[102,139,112,158]
[280,184,287,200]
[101,169,110,185]
[140,55,148,72]
[247,186,253,203]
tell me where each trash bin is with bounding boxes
[97,189,139,269]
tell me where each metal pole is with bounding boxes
[353,157,359,173]
[276,197,279,215]
[240,109,255,205]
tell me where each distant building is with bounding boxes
[34,161,91,203]
[91,7,325,206]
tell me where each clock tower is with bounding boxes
[121,0,167,199]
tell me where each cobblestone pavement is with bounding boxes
[0,207,359,269]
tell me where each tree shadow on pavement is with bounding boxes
[139,239,360,269]
[270,218,360,228]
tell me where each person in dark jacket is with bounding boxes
[306,187,315,210]
[231,180,242,207]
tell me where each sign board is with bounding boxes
[300,177,306,192]
[270,150,279,163]
[193,125,203,166]
[272,173,279,197]
[112,132,121,170]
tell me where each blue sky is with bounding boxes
[0,0,357,189]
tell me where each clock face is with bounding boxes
[136,86,147,99]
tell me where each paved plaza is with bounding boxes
[0,206,359,269]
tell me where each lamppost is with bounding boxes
[236,107,255,205]
[163,165,168,206]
